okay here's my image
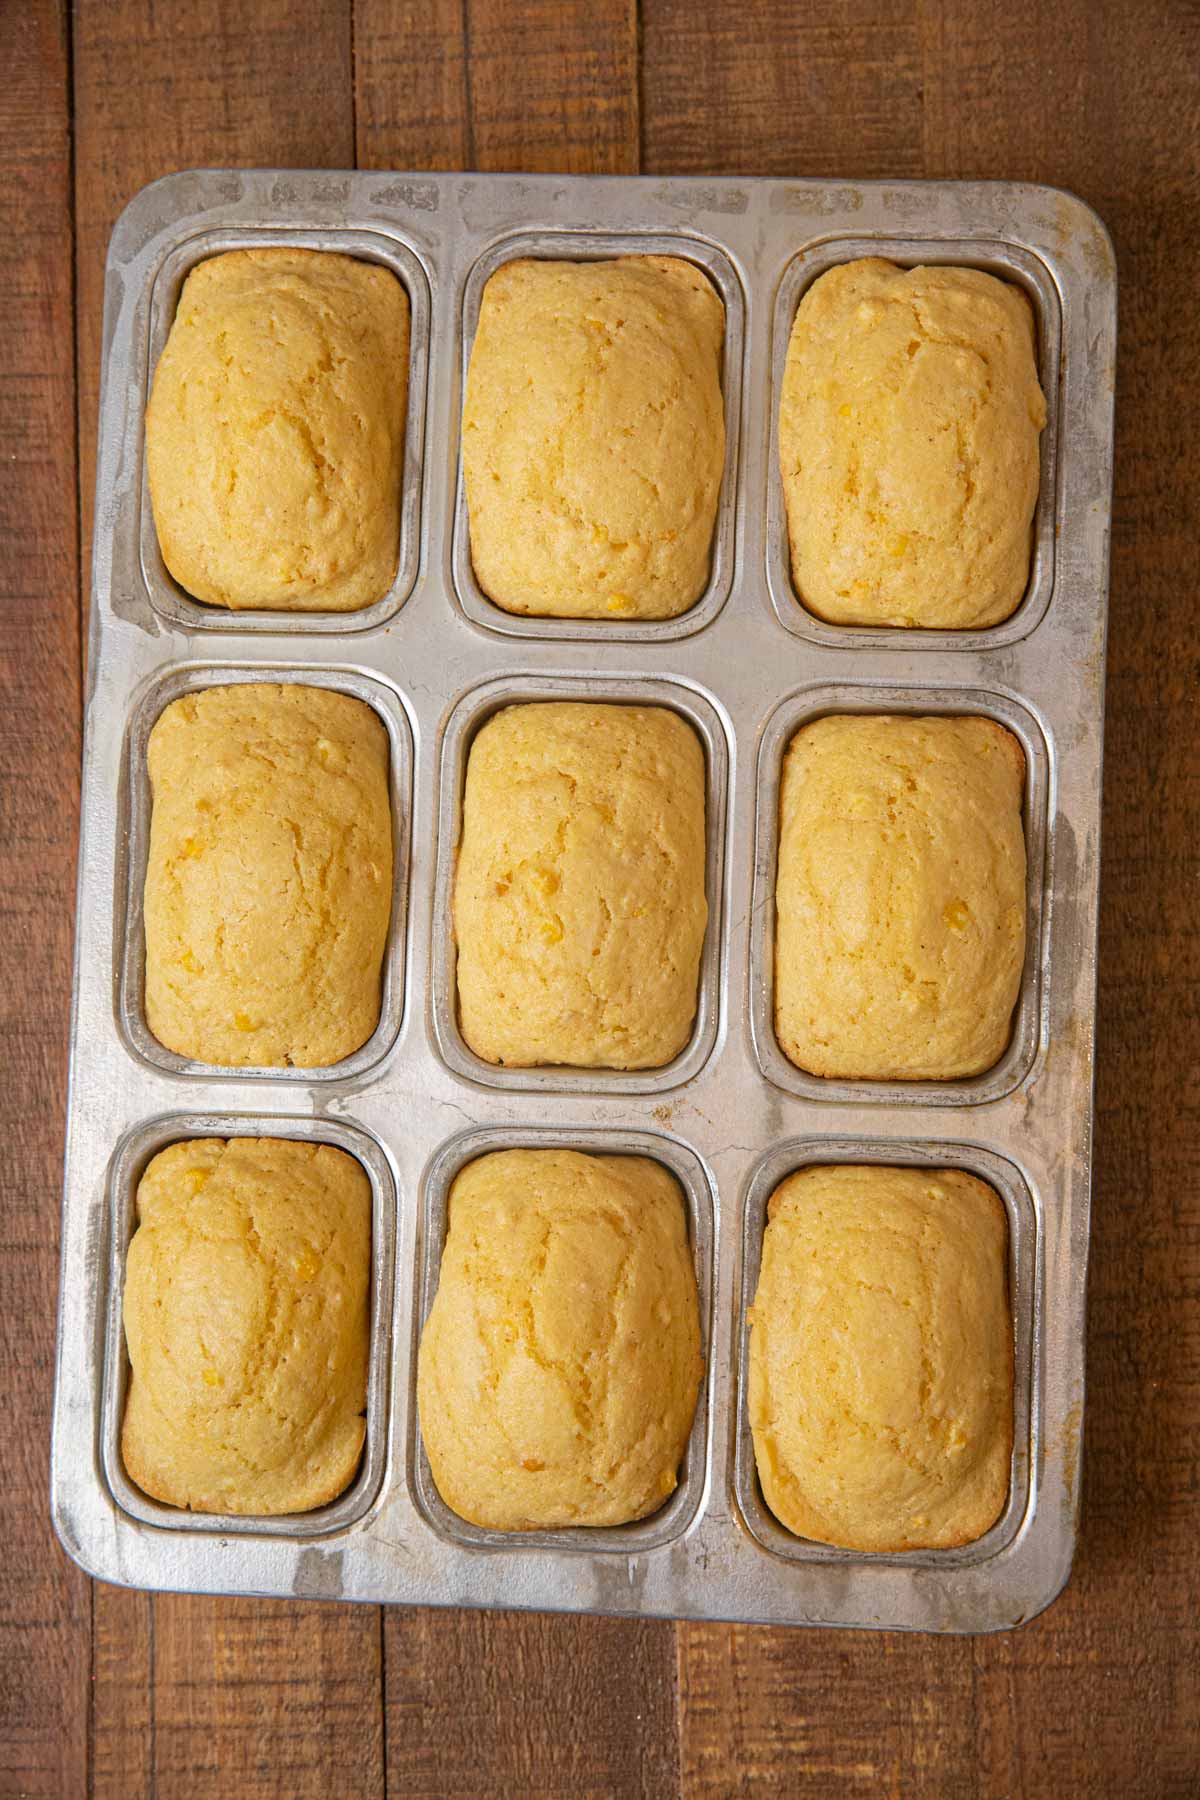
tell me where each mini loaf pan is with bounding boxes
[451,229,745,644]
[430,672,730,1096]
[765,235,1063,652]
[117,662,413,1083]
[748,682,1051,1108]
[99,1111,398,1539]
[137,225,431,636]
[56,170,1114,1629]
[408,1123,716,1556]
[731,1137,1038,1571]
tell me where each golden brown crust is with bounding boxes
[121,1138,371,1516]
[143,683,392,1069]
[778,258,1046,629]
[453,703,708,1069]
[417,1149,703,1529]
[749,1164,1013,1551]
[774,713,1026,1081]
[462,256,725,619]
[146,247,409,612]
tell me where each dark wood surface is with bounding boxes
[2,0,1196,1793]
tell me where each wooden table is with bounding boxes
[3,2,1197,1793]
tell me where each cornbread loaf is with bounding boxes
[774,714,1026,1081]
[453,702,707,1069]
[121,1137,371,1515]
[146,247,409,611]
[143,683,392,1068]
[778,258,1046,629]
[749,1164,1013,1551]
[462,256,725,619]
[417,1148,703,1529]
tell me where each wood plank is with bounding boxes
[383,1608,679,1797]
[639,0,1200,1793]
[355,0,471,170]
[358,0,639,177]
[145,1599,384,1800]
[92,1587,153,1799]
[642,0,924,177]
[465,0,638,173]
[680,1626,978,1796]
[72,6,386,1795]
[0,4,90,1797]
[351,8,676,1795]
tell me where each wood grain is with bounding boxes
[357,0,639,175]
[383,1608,679,1796]
[0,5,89,1797]
[92,1586,153,1798]
[355,0,471,171]
[93,1594,386,1800]
[145,1600,384,1800]
[642,0,1200,1792]
[460,0,638,174]
[642,0,925,178]
[679,1627,980,1796]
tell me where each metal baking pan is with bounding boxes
[52,170,1115,1633]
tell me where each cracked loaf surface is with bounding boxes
[417,1148,703,1529]
[146,247,409,611]
[121,1138,371,1516]
[749,1164,1013,1551]
[462,255,725,619]
[453,702,708,1069]
[774,714,1026,1081]
[779,258,1046,629]
[143,683,393,1068]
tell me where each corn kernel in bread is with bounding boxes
[144,683,392,1068]
[146,247,409,612]
[121,1138,371,1515]
[418,1148,703,1529]
[453,703,707,1069]
[462,256,725,619]
[749,1164,1013,1551]
[775,714,1026,1081]
[779,258,1046,629]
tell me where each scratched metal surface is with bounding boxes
[51,170,1116,1631]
